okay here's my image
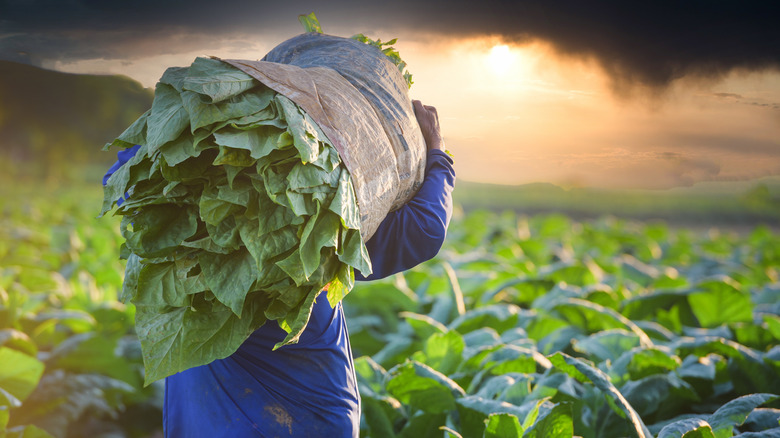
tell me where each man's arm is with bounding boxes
[355,101,456,281]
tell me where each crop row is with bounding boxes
[345,210,780,437]
[2,188,779,437]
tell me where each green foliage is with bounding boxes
[345,210,780,437]
[351,33,414,89]
[4,178,780,436]
[1,183,161,437]
[298,12,323,33]
[101,57,370,385]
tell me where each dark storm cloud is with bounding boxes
[0,0,315,65]
[2,0,779,89]
[411,0,780,91]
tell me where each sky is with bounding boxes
[2,0,779,189]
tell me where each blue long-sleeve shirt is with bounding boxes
[104,148,455,437]
[356,149,455,280]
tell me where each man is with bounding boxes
[105,100,455,437]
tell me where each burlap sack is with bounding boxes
[220,33,427,242]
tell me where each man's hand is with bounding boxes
[413,100,445,152]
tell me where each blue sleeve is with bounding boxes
[355,149,456,281]
[102,145,141,186]
[102,145,141,205]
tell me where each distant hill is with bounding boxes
[453,178,780,227]
[0,61,153,179]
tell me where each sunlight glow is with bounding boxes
[488,44,515,75]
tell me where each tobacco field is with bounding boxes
[2,184,779,437]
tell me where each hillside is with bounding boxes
[0,61,153,179]
[453,177,780,227]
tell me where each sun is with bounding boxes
[488,44,515,75]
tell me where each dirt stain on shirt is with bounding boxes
[264,404,293,435]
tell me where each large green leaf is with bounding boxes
[298,208,340,279]
[688,277,753,328]
[4,424,56,438]
[274,95,320,164]
[181,57,257,103]
[549,352,652,438]
[136,292,269,385]
[707,393,778,438]
[198,248,257,316]
[673,337,777,393]
[136,262,189,308]
[361,394,402,438]
[402,312,447,340]
[413,330,465,376]
[386,360,466,414]
[657,418,715,438]
[574,329,641,362]
[620,374,700,420]
[456,395,529,438]
[609,347,681,385]
[449,304,520,335]
[213,125,282,160]
[104,109,150,150]
[48,333,139,387]
[554,298,653,347]
[523,401,574,438]
[7,371,134,436]
[621,289,698,327]
[483,413,523,438]
[0,406,8,429]
[275,286,323,348]
[122,204,198,258]
[0,347,45,404]
[742,408,780,432]
[734,428,780,437]
[146,82,189,152]
[183,86,274,132]
[0,329,37,357]
[398,412,447,438]
[158,132,205,167]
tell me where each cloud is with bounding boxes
[671,133,780,156]
[711,92,780,111]
[1,0,778,90]
[713,92,743,99]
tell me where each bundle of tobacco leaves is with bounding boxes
[101,56,371,384]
